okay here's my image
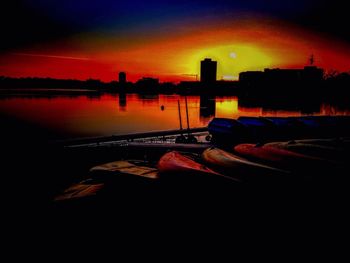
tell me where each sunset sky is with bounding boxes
[1,0,350,82]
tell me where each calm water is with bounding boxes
[1,93,349,139]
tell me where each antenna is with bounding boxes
[309,54,314,66]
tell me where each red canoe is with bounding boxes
[55,179,105,202]
[157,151,239,182]
[265,141,345,162]
[234,143,323,170]
[202,147,289,182]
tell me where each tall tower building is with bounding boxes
[119,72,126,84]
[200,58,217,83]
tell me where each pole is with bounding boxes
[177,99,183,132]
[185,96,191,136]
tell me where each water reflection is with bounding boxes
[238,96,321,115]
[0,93,349,139]
[118,93,127,111]
[199,95,216,123]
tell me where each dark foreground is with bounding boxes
[1,115,348,240]
[4,139,348,214]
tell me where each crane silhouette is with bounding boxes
[181,74,198,81]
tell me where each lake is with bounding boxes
[1,93,349,140]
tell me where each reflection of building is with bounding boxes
[119,72,126,84]
[239,66,324,87]
[200,58,217,83]
[238,94,321,114]
[200,95,216,120]
[136,77,159,89]
[118,93,127,111]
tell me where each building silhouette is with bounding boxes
[239,66,324,88]
[136,77,159,90]
[119,72,127,84]
[200,58,217,83]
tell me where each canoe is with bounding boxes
[208,118,248,144]
[125,142,210,154]
[265,141,345,162]
[265,117,306,139]
[157,151,238,182]
[265,117,302,127]
[158,151,220,176]
[293,138,350,148]
[208,118,246,136]
[293,116,350,138]
[90,160,159,180]
[56,161,159,204]
[202,147,289,182]
[55,179,104,202]
[237,116,276,141]
[233,143,325,170]
[208,116,350,144]
[237,116,275,127]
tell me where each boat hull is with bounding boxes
[202,147,289,182]
[234,143,328,172]
[90,160,159,180]
[157,151,238,184]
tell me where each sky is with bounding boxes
[1,0,350,82]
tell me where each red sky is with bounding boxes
[1,17,350,82]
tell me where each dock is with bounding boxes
[59,127,208,148]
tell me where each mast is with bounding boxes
[177,99,183,132]
[185,96,191,136]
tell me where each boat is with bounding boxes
[237,116,276,141]
[208,116,350,145]
[292,138,350,148]
[54,179,104,202]
[55,160,160,205]
[202,147,289,182]
[233,143,327,171]
[208,118,248,144]
[265,140,346,162]
[264,117,307,139]
[90,160,159,181]
[157,151,238,183]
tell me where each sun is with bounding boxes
[182,44,274,80]
[229,52,237,59]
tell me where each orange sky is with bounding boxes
[1,17,350,82]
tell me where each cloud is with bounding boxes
[12,53,91,61]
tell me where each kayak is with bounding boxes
[90,160,159,180]
[202,147,289,181]
[157,151,238,182]
[55,179,104,202]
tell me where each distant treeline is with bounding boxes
[0,76,114,90]
[1,71,349,96]
[0,76,240,95]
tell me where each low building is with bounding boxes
[239,66,324,89]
